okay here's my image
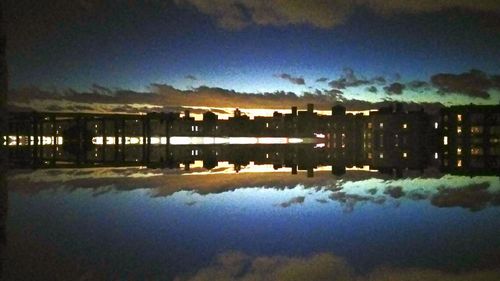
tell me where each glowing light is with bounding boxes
[314,133,326,138]
[443,136,448,145]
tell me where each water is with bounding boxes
[3,165,500,280]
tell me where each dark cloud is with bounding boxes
[371,76,386,85]
[384,83,406,95]
[316,77,329,83]
[367,86,378,93]
[384,186,405,199]
[185,74,198,81]
[278,196,305,208]
[175,0,500,30]
[7,82,445,114]
[431,69,499,99]
[431,182,500,211]
[408,80,429,89]
[328,68,370,90]
[275,73,306,85]
[176,251,500,281]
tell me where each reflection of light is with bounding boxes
[435,152,439,159]
[314,133,326,138]
[92,136,304,145]
[314,143,325,148]
[184,162,378,176]
[7,136,63,146]
[443,136,448,145]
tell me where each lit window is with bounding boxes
[403,152,407,158]
[434,122,439,129]
[403,123,407,129]
[434,152,439,159]
[457,126,462,134]
[368,122,372,129]
[471,126,483,134]
[380,153,384,159]
[266,123,269,128]
[457,159,462,167]
[457,147,462,155]
[457,114,462,122]
[443,136,448,145]
[368,152,372,159]
[379,123,384,129]
[266,153,269,159]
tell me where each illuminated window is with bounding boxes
[434,152,439,159]
[457,147,462,155]
[379,123,384,129]
[368,152,372,159]
[443,136,448,145]
[266,153,269,159]
[457,159,462,167]
[266,123,269,128]
[403,123,407,129]
[457,114,462,122]
[434,122,439,129]
[471,147,483,156]
[380,153,384,159]
[367,122,372,129]
[471,126,483,134]
[403,152,407,158]
[457,126,462,134]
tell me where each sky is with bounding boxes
[4,0,500,111]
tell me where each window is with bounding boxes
[367,122,372,129]
[266,122,269,128]
[457,159,462,167]
[457,126,462,134]
[471,126,483,134]
[434,152,439,159]
[403,123,407,129]
[457,147,462,155]
[379,123,384,129]
[457,114,462,122]
[443,136,448,145]
[379,153,384,159]
[434,122,439,129]
[403,152,407,158]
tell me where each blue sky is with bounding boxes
[5,0,500,106]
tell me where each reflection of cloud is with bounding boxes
[176,251,500,281]
[185,74,198,81]
[431,182,500,211]
[175,0,500,30]
[315,77,329,83]
[384,186,405,199]
[277,196,305,208]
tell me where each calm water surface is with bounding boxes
[3,168,500,280]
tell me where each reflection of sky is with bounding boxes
[6,177,500,280]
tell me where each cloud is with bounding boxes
[384,186,405,199]
[176,251,500,281]
[384,82,406,95]
[185,74,198,81]
[275,73,306,85]
[175,0,500,30]
[315,77,329,83]
[430,182,500,211]
[328,68,371,90]
[277,196,305,207]
[431,69,499,99]
[366,86,378,93]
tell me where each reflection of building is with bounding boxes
[5,104,499,177]
[440,105,500,175]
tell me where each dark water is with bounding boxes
[3,164,500,280]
